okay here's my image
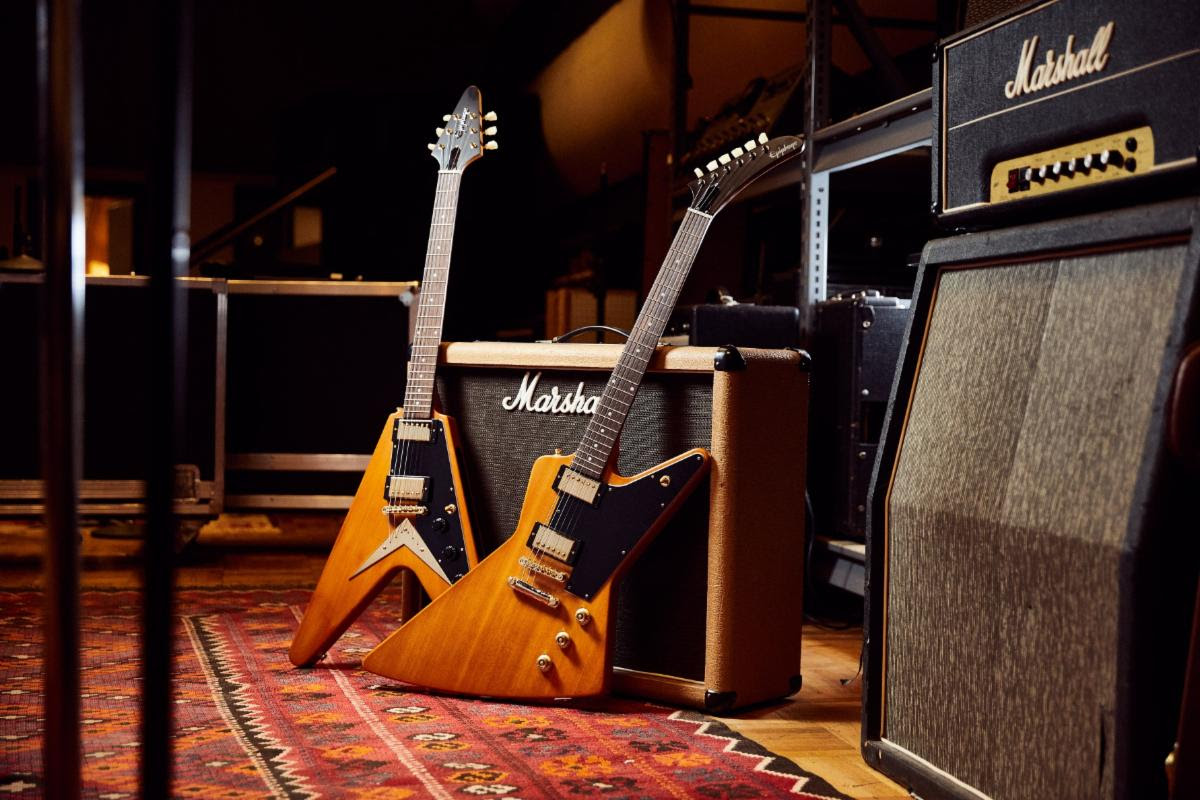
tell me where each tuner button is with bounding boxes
[731,146,745,158]
[443,114,452,121]
[744,139,757,150]
[427,143,436,151]
[536,654,553,672]
[757,132,768,144]
[483,110,498,121]
[432,517,448,533]
[718,153,732,165]
[484,140,498,150]
[435,127,445,136]
[484,126,497,136]
[693,167,704,178]
[706,160,719,172]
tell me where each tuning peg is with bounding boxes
[484,126,497,137]
[693,167,704,178]
[706,160,719,172]
[483,110,498,121]
[744,139,757,150]
[484,140,499,150]
[718,153,732,165]
[443,114,452,121]
[436,127,445,136]
[758,132,768,144]
[731,146,744,158]
[427,143,436,151]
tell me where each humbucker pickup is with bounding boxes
[555,467,601,505]
[525,523,580,566]
[386,475,430,502]
[394,421,433,443]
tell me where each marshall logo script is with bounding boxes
[1004,21,1114,99]
[501,372,600,415]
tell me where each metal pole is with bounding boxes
[799,0,832,335]
[140,0,192,795]
[38,0,84,795]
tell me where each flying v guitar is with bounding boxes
[289,86,498,667]
[361,133,806,697]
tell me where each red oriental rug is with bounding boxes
[0,589,850,799]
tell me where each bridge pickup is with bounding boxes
[518,555,566,583]
[525,523,580,566]
[382,504,428,516]
[394,420,434,443]
[386,475,430,502]
[554,467,601,506]
[507,577,560,608]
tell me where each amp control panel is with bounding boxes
[988,127,1154,205]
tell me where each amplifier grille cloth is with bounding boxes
[438,368,713,681]
[885,245,1186,799]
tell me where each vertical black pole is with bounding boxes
[670,0,691,165]
[799,0,832,335]
[38,0,83,796]
[140,0,191,795]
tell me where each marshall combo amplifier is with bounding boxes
[432,341,809,712]
[934,0,1200,223]
[863,199,1200,798]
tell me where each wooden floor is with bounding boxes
[0,514,906,800]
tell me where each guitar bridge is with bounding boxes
[382,504,428,516]
[518,556,566,583]
[507,577,560,608]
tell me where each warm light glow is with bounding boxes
[87,260,110,276]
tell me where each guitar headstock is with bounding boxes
[688,133,805,215]
[428,85,497,172]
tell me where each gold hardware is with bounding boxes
[536,654,552,672]
[659,475,671,487]
[555,631,571,650]
[444,503,457,515]
[574,607,591,626]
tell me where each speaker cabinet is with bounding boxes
[864,199,1200,798]
[433,341,809,712]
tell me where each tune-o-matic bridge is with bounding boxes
[382,504,428,516]
[525,522,580,565]
[554,466,601,505]
[518,555,566,582]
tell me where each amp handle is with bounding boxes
[547,324,631,344]
[1168,342,1200,473]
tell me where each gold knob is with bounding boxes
[444,503,457,515]
[536,654,552,672]
[574,608,591,627]
[555,631,571,650]
[659,475,671,487]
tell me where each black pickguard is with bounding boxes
[553,453,709,600]
[387,418,470,581]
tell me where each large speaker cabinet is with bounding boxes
[864,199,1200,799]
[432,341,809,712]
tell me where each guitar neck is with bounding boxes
[402,170,463,419]
[571,208,714,479]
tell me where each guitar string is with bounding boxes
[538,208,710,567]
[548,208,708,547]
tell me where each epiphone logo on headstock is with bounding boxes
[501,372,599,415]
[1004,21,1114,99]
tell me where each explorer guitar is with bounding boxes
[289,86,498,667]
[362,133,806,697]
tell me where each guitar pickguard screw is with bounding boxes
[445,504,457,515]
[659,475,671,487]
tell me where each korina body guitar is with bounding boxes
[288,86,498,667]
[362,133,807,698]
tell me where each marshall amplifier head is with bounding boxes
[864,198,1200,798]
[432,341,809,712]
[934,0,1200,223]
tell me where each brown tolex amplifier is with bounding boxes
[432,341,810,712]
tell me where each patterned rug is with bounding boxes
[0,589,850,799]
